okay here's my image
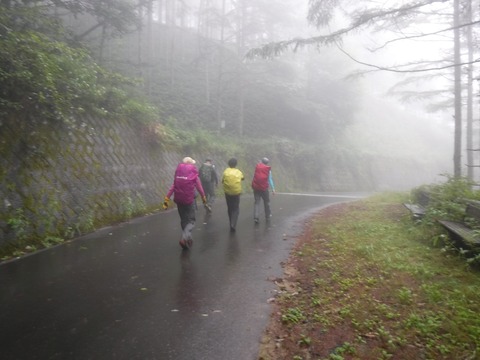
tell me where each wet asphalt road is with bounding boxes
[0,192,365,360]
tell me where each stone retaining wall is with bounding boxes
[0,116,177,248]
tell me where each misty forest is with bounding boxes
[1,0,480,253]
[4,2,480,359]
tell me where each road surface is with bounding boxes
[0,192,365,360]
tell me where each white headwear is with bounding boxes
[182,156,196,164]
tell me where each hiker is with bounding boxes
[251,157,275,224]
[163,157,207,249]
[198,158,218,210]
[222,158,244,232]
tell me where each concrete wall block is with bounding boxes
[0,115,173,249]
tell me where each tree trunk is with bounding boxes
[235,0,246,136]
[453,0,462,178]
[216,0,226,129]
[158,0,164,23]
[177,0,186,61]
[465,0,474,180]
[157,0,167,61]
[98,23,107,64]
[146,0,154,95]
[200,0,211,104]
[166,0,176,86]
[137,2,144,79]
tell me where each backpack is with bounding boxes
[199,164,212,183]
[252,163,270,191]
[222,167,244,195]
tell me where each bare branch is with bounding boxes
[369,20,480,52]
[336,43,480,73]
[246,0,450,59]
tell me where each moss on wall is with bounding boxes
[0,115,173,256]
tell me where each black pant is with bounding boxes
[225,194,240,229]
[177,203,196,240]
[253,189,271,220]
[201,180,216,205]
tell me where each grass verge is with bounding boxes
[259,193,480,360]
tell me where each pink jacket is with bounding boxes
[166,163,205,205]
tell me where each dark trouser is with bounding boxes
[225,194,240,229]
[177,203,196,240]
[254,189,271,220]
[201,181,216,205]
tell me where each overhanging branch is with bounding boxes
[246,0,452,60]
[369,20,480,52]
[336,44,480,73]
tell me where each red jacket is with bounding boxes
[167,163,205,205]
[251,163,271,191]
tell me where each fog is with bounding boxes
[4,0,474,191]
[337,39,454,189]
[79,0,480,189]
[266,0,466,188]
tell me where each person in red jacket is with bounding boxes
[163,157,207,249]
[251,157,276,224]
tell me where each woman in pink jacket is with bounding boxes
[163,157,207,249]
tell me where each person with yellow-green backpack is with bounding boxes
[222,158,244,232]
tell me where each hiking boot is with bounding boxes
[230,226,236,232]
[179,239,188,250]
[254,218,259,224]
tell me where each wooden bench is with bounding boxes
[403,190,430,219]
[438,201,480,250]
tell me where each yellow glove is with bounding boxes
[162,197,169,210]
[202,196,212,213]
